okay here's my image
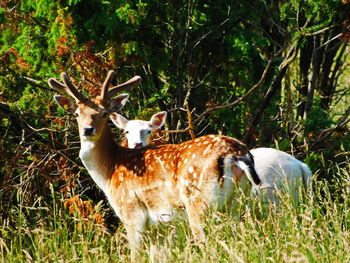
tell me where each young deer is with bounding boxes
[114,115,312,206]
[48,71,261,256]
[111,111,167,148]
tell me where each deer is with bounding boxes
[248,147,312,206]
[113,114,313,207]
[48,70,261,257]
[111,111,168,148]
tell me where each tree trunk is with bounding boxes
[318,33,343,111]
[297,37,313,119]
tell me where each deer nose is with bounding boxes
[83,127,95,136]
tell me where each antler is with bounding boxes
[48,71,141,102]
[48,73,88,102]
[100,70,142,101]
[101,70,116,101]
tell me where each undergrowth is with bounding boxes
[0,162,349,263]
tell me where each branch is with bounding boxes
[22,76,47,89]
[243,44,298,144]
[24,121,69,133]
[185,103,195,139]
[309,106,350,150]
[162,51,280,136]
[301,25,335,37]
[167,107,187,113]
[191,50,280,127]
[316,33,344,51]
[165,129,190,134]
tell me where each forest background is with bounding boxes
[0,0,350,262]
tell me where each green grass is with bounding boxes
[1,166,350,263]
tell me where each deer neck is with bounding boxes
[79,125,117,192]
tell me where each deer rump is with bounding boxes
[107,135,259,226]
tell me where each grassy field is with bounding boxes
[1,164,349,263]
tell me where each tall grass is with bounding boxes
[1,165,349,263]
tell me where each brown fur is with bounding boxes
[104,134,249,251]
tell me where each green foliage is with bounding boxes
[304,101,334,134]
[16,85,49,113]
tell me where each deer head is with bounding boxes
[48,71,141,142]
[110,111,167,148]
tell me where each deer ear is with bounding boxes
[150,111,167,129]
[108,94,129,112]
[110,113,129,129]
[54,95,77,113]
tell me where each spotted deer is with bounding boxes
[115,116,313,207]
[48,71,261,256]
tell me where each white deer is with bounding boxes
[113,115,313,207]
[111,111,167,148]
[48,71,261,257]
[248,147,312,206]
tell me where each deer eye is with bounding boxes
[73,112,79,117]
[123,131,129,135]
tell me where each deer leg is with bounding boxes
[124,223,144,260]
[122,207,148,260]
[184,198,207,244]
